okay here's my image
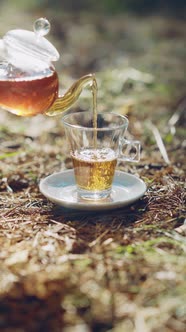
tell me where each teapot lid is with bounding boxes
[2,18,59,70]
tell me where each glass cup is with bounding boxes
[62,111,140,200]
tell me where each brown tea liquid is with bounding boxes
[0,68,58,116]
[71,148,117,191]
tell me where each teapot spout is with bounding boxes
[45,73,97,116]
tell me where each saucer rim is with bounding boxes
[39,169,147,211]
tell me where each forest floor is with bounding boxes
[0,3,186,332]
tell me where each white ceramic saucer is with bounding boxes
[39,170,146,211]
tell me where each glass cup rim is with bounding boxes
[61,111,129,131]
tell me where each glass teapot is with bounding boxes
[0,18,97,117]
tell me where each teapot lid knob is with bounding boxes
[2,18,60,67]
[33,18,51,37]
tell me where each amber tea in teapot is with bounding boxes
[0,64,58,116]
[0,18,97,117]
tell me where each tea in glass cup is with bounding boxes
[71,147,117,193]
[62,112,140,200]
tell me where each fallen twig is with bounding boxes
[149,122,170,164]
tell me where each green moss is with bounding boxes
[0,151,23,160]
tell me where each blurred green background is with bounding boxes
[1,0,186,15]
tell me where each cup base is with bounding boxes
[77,187,112,201]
